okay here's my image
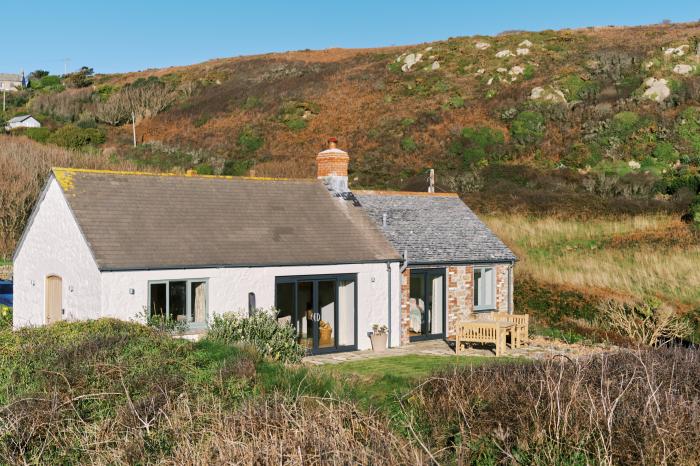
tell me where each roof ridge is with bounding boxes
[352,189,459,197]
[51,167,311,182]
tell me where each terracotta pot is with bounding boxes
[370,333,388,352]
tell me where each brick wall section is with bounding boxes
[316,152,349,177]
[446,265,473,338]
[399,268,411,345]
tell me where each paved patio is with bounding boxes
[304,337,614,365]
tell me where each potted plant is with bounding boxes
[370,324,388,353]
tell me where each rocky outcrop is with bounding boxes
[495,49,514,58]
[672,64,694,75]
[475,41,491,50]
[530,86,567,103]
[664,45,689,57]
[642,77,671,103]
[399,53,423,72]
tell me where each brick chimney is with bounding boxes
[316,137,349,193]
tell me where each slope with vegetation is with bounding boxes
[2,21,700,341]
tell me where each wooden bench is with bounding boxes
[456,321,513,356]
[490,312,529,347]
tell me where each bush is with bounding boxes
[409,348,700,464]
[0,305,10,330]
[47,125,106,148]
[237,127,263,154]
[208,309,306,363]
[600,299,691,346]
[25,127,51,143]
[510,110,545,145]
[400,137,417,152]
[449,126,505,166]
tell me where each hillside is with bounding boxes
[5,22,700,219]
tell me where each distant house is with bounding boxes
[12,139,516,354]
[0,72,25,92]
[5,115,41,131]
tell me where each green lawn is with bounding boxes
[322,354,496,408]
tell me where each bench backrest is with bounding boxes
[457,322,499,342]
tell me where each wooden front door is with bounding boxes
[45,275,63,324]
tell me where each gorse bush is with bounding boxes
[47,125,106,148]
[0,305,10,330]
[449,126,505,166]
[510,110,545,145]
[208,309,306,363]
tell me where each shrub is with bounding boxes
[559,74,599,100]
[400,137,417,152]
[0,305,10,330]
[676,107,700,157]
[237,127,263,154]
[600,299,692,346]
[449,126,505,166]
[207,309,306,363]
[522,64,535,80]
[47,125,106,148]
[25,127,51,143]
[409,348,700,465]
[510,110,545,145]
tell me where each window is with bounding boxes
[473,267,495,311]
[148,279,208,326]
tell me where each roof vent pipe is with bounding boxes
[382,213,387,228]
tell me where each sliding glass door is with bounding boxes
[275,275,357,354]
[409,269,445,341]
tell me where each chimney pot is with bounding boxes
[317,138,349,193]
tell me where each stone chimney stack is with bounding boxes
[316,137,349,193]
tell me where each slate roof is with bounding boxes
[7,115,32,123]
[354,191,516,265]
[0,73,22,82]
[51,168,400,271]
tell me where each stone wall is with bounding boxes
[447,265,473,338]
[399,263,513,343]
[399,268,411,345]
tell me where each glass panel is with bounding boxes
[429,274,444,335]
[275,282,295,327]
[318,280,336,349]
[474,268,494,309]
[150,283,167,317]
[190,281,207,324]
[484,268,494,308]
[296,281,313,349]
[169,281,187,322]
[337,279,355,346]
[409,273,426,337]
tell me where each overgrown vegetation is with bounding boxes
[1,320,697,464]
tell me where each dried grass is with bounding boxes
[484,213,700,307]
[411,348,700,465]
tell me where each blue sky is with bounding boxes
[3,1,699,75]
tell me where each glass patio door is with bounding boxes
[275,275,356,354]
[409,269,445,341]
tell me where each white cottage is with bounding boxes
[13,140,516,354]
[5,115,41,131]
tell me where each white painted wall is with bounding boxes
[101,261,402,350]
[13,177,102,327]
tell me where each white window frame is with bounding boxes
[147,278,209,327]
[473,267,496,311]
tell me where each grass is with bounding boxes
[484,213,700,308]
[322,354,495,407]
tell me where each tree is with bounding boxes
[29,69,49,80]
[63,66,94,88]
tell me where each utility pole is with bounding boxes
[131,111,137,147]
[62,58,71,75]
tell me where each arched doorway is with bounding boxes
[45,275,63,324]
